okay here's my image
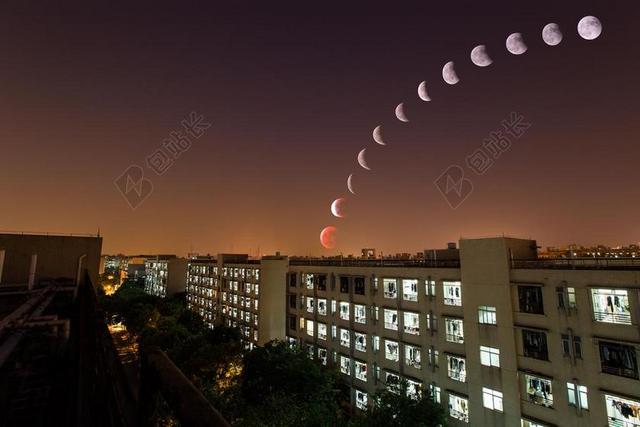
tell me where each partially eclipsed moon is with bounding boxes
[320,226,337,249]
[442,61,459,85]
[347,174,355,194]
[542,23,563,46]
[506,33,528,55]
[330,198,347,218]
[417,81,431,101]
[470,45,492,67]
[395,103,409,123]
[372,125,385,145]
[357,148,370,171]
[578,16,602,40]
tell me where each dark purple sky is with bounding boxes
[1,1,638,255]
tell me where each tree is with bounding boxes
[356,380,447,427]
[231,341,343,427]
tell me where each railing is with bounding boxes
[289,258,461,268]
[513,257,640,270]
[139,346,230,427]
[601,364,639,380]
[524,393,554,408]
[0,230,99,237]
[593,311,632,325]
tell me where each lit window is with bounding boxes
[445,318,464,343]
[406,379,421,399]
[480,346,500,367]
[482,387,503,412]
[425,279,436,297]
[591,289,631,325]
[403,311,420,335]
[385,340,399,362]
[383,279,398,299]
[384,309,398,330]
[355,390,368,410]
[561,334,582,359]
[305,273,314,290]
[449,394,469,423]
[306,319,314,337]
[402,279,418,302]
[478,306,497,325]
[331,324,337,339]
[428,383,441,404]
[318,348,327,365]
[317,323,327,340]
[339,302,350,321]
[605,393,640,426]
[426,312,437,330]
[340,328,350,348]
[340,356,350,375]
[567,382,588,410]
[428,347,439,367]
[317,299,327,316]
[306,297,314,313]
[354,332,366,352]
[355,360,367,382]
[443,281,462,306]
[385,371,400,392]
[405,344,421,369]
[331,299,337,314]
[525,374,553,408]
[372,335,380,353]
[354,304,366,324]
[447,355,466,382]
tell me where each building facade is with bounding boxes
[144,255,188,298]
[186,237,640,427]
[186,254,288,348]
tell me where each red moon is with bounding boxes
[320,226,337,249]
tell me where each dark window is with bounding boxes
[599,341,638,379]
[288,294,297,309]
[288,315,296,330]
[317,275,327,291]
[522,329,548,360]
[556,287,566,308]
[289,273,297,287]
[561,334,582,359]
[354,277,365,295]
[340,277,349,293]
[518,286,544,314]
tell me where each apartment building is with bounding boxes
[284,237,640,427]
[144,255,188,297]
[186,254,287,348]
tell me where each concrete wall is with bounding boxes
[258,256,288,345]
[0,233,102,287]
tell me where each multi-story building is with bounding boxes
[186,253,288,348]
[185,237,640,427]
[144,255,188,298]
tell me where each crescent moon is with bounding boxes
[372,125,385,145]
[442,61,459,85]
[506,33,527,55]
[542,23,563,46]
[357,148,370,171]
[470,45,492,67]
[417,81,431,101]
[330,198,346,218]
[347,174,355,194]
[395,103,409,123]
[578,16,602,40]
[320,226,337,249]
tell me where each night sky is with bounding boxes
[1,1,639,256]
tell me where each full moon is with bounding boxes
[372,125,385,145]
[506,33,527,55]
[357,148,370,171]
[395,103,409,123]
[330,198,347,218]
[542,23,563,46]
[442,61,459,85]
[418,81,431,101]
[578,16,602,40]
[320,226,337,249]
[470,45,492,67]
